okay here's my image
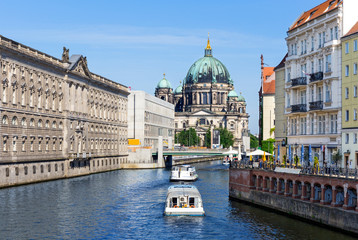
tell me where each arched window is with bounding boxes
[11,116,18,125]
[2,115,8,124]
[59,122,63,129]
[52,121,57,129]
[38,119,43,128]
[30,118,35,127]
[21,117,26,127]
[45,120,50,128]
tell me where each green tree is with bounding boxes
[219,128,234,148]
[262,138,275,154]
[205,129,211,148]
[176,128,199,146]
[332,149,342,167]
[250,134,258,149]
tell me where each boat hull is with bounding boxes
[170,175,198,182]
[164,207,205,216]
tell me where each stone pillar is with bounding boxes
[263,178,269,192]
[158,136,164,168]
[276,179,282,195]
[257,177,262,191]
[343,183,349,210]
[320,184,326,205]
[310,183,316,202]
[284,180,291,197]
[301,181,308,200]
[331,186,337,207]
[269,177,275,193]
[356,184,358,212]
[293,181,299,199]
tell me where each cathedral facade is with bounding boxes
[155,38,249,149]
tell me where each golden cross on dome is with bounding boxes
[163,73,166,78]
[206,32,211,50]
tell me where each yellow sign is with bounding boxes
[128,139,140,145]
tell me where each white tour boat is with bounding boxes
[164,185,205,216]
[170,165,198,181]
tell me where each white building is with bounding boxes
[128,91,174,151]
[284,0,358,166]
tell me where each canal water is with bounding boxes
[0,160,355,239]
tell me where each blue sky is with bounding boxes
[1,0,326,134]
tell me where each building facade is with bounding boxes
[284,0,358,166]
[274,55,287,161]
[0,35,129,187]
[259,56,275,146]
[128,90,174,150]
[341,22,358,168]
[155,38,249,151]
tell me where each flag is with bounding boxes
[289,145,292,164]
[277,145,280,161]
[309,145,312,163]
[263,151,266,162]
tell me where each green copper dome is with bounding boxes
[174,85,183,94]
[157,75,172,89]
[185,39,233,85]
[238,93,246,102]
[228,90,238,98]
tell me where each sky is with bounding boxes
[0,0,327,134]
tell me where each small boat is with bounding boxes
[164,185,205,216]
[170,165,198,181]
[222,158,230,166]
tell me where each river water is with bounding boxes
[0,160,355,239]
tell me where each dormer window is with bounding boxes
[310,10,317,18]
[328,0,335,9]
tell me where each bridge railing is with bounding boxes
[230,160,358,180]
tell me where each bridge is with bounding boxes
[158,149,224,156]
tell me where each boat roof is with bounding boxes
[167,185,201,197]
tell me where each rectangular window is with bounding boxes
[311,36,314,51]
[304,39,307,53]
[300,90,306,104]
[335,26,338,39]
[12,136,17,152]
[354,40,357,52]
[318,59,323,72]
[354,63,357,75]
[346,42,349,54]
[311,115,314,134]
[345,87,349,99]
[301,41,304,55]
[322,31,326,44]
[311,61,314,73]
[325,85,331,102]
[287,68,291,82]
[354,133,358,144]
[354,86,357,98]
[346,133,349,144]
[318,87,322,101]
[330,28,333,41]
[325,55,331,72]
[319,33,322,48]
[346,65,350,77]
[354,109,357,121]
[346,110,350,122]
[294,43,297,55]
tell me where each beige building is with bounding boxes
[341,22,358,168]
[274,55,287,161]
[0,35,129,187]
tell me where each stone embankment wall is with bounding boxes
[229,168,358,235]
[0,156,127,188]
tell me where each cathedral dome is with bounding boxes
[228,90,238,98]
[157,74,172,89]
[174,84,183,94]
[185,37,233,85]
[238,93,246,102]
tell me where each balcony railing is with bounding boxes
[309,101,323,111]
[310,72,323,82]
[291,77,307,87]
[291,104,307,113]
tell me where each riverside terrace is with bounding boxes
[229,161,358,234]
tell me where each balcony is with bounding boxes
[291,77,307,87]
[310,72,323,83]
[291,104,307,113]
[309,101,323,111]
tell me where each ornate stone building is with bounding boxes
[0,35,129,187]
[155,37,249,150]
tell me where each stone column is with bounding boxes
[276,179,282,195]
[257,177,262,191]
[356,184,358,212]
[269,177,275,193]
[320,184,326,205]
[284,180,291,197]
[343,183,349,210]
[331,186,337,207]
[310,183,316,202]
[301,181,308,200]
[293,181,299,199]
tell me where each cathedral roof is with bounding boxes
[228,90,238,98]
[156,74,172,89]
[174,84,183,94]
[185,36,233,85]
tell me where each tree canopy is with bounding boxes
[175,128,199,146]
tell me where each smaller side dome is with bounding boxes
[238,93,246,102]
[228,90,238,98]
[157,74,172,89]
[174,85,183,94]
